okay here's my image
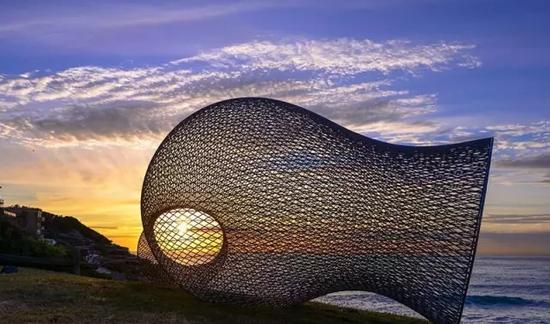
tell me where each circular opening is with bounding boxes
[153,208,224,266]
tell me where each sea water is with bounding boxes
[315,256,550,323]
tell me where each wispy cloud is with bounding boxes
[1,37,547,186]
[496,153,550,169]
[485,213,550,224]
[0,39,550,183]
[173,39,480,74]
[478,231,550,255]
[0,143,147,246]
[488,122,550,156]
[0,38,479,148]
[0,2,279,33]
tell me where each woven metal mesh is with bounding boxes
[137,232,173,285]
[138,97,493,324]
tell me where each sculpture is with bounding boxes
[138,97,493,324]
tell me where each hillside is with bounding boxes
[42,211,112,245]
[0,268,426,324]
[0,217,68,257]
[1,206,141,279]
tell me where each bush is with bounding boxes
[0,218,69,258]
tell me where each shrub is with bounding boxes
[0,218,69,258]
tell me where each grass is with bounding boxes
[0,268,427,324]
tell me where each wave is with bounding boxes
[466,295,548,307]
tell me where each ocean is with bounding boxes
[316,256,550,323]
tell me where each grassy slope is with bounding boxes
[0,268,427,324]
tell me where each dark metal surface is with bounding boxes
[137,97,493,324]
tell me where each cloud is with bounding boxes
[173,39,481,74]
[0,143,148,247]
[421,121,550,178]
[0,2,279,33]
[478,231,550,255]
[2,101,171,147]
[89,225,119,230]
[485,213,550,224]
[0,38,479,148]
[495,153,550,169]
[485,122,550,184]
[486,121,549,153]
[1,37,547,187]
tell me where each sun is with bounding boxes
[153,208,224,266]
[176,220,189,236]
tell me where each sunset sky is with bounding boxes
[0,0,548,254]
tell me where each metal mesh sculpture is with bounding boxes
[138,97,493,324]
[137,232,174,286]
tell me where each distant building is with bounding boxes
[3,206,45,239]
[1,209,16,218]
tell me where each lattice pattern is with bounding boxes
[152,208,224,266]
[137,232,172,285]
[138,97,493,324]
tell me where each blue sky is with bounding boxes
[0,0,548,253]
